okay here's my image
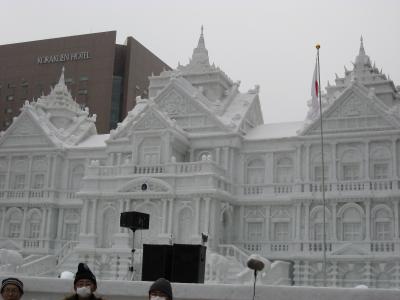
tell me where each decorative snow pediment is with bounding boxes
[135,110,168,131]
[0,113,57,148]
[155,80,229,133]
[301,83,400,135]
[118,177,172,194]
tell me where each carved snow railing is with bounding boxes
[55,240,79,266]
[19,255,57,276]
[218,244,249,268]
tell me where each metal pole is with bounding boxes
[316,44,327,287]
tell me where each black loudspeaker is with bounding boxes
[120,211,149,231]
[171,244,206,283]
[142,244,173,281]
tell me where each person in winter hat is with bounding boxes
[62,262,105,300]
[148,278,173,300]
[1,278,23,300]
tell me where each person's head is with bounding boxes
[148,278,172,300]
[1,278,23,300]
[73,263,97,298]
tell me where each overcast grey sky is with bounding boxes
[2,0,400,124]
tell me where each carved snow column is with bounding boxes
[113,199,130,248]
[40,207,47,239]
[393,200,399,240]
[45,207,53,248]
[392,139,398,181]
[331,261,338,286]
[203,197,212,247]
[294,146,302,192]
[305,144,310,182]
[364,142,370,180]
[265,205,270,241]
[0,208,5,236]
[332,143,337,181]
[295,203,302,241]
[304,202,310,241]
[26,155,33,190]
[223,147,229,171]
[5,156,11,189]
[331,202,337,241]
[117,153,122,165]
[193,197,201,237]
[161,199,168,234]
[167,198,174,237]
[81,200,89,234]
[56,208,64,240]
[239,206,245,241]
[78,198,97,247]
[365,200,371,241]
[215,147,221,166]
[21,207,27,239]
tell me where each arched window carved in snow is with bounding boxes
[26,209,42,239]
[63,209,80,241]
[372,206,393,241]
[311,152,330,182]
[69,165,85,191]
[246,158,265,184]
[370,147,391,179]
[338,204,364,241]
[275,157,293,183]
[310,206,331,240]
[340,149,362,181]
[6,208,23,238]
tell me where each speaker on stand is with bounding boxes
[120,211,150,280]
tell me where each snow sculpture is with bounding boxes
[0,249,23,273]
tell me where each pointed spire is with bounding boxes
[359,35,365,55]
[59,66,65,84]
[190,25,210,66]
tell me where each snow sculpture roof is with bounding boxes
[245,121,303,140]
[18,67,97,146]
[134,27,264,136]
[302,37,400,133]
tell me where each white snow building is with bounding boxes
[0,30,399,288]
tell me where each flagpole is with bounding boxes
[316,44,327,287]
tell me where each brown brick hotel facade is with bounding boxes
[0,31,170,133]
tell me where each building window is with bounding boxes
[27,212,41,239]
[13,174,25,190]
[274,222,289,241]
[8,211,22,238]
[65,78,74,84]
[276,157,294,183]
[0,174,6,190]
[314,165,329,182]
[374,208,392,240]
[79,76,89,81]
[343,222,361,241]
[8,223,21,238]
[32,174,44,189]
[78,89,88,95]
[373,163,389,179]
[246,159,265,184]
[247,221,263,241]
[4,108,12,114]
[342,163,360,180]
[6,95,14,101]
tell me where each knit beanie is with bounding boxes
[149,278,173,300]
[74,262,97,287]
[1,277,23,295]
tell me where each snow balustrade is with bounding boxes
[13,276,400,300]
[241,178,397,196]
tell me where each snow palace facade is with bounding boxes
[0,31,399,288]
